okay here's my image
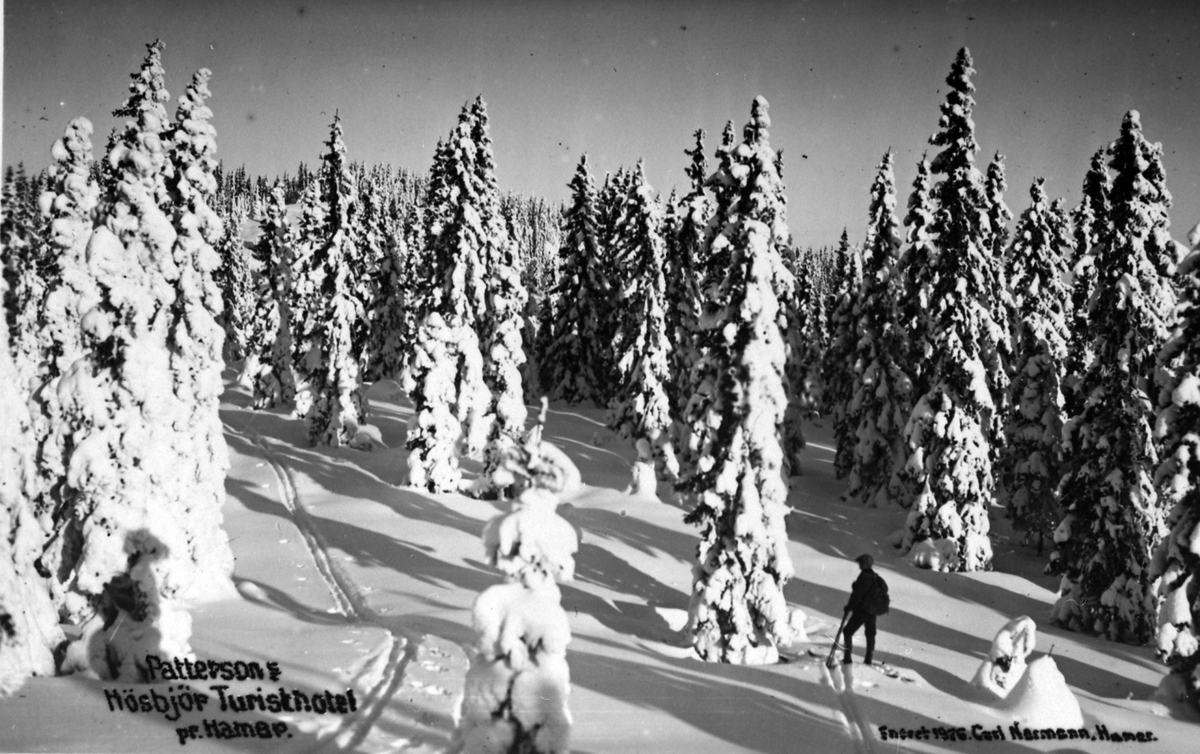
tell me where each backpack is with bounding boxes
[866,573,890,616]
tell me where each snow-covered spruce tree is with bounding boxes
[1,166,48,390]
[288,179,328,415]
[898,48,1001,572]
[678,120,768,480]
[540,155,604,404]
[304,115,369,447]
[606,161,678,491]
[681,97,795,664]
[845,151,913,508]
[0,271,64,696]
[894,156,937,407]
[1063,148,1110,419]
[470,97,530,493]
[666,130,710,424]
[760,152,807,476]
[1152,223,1200,711]
[450,409,579,754]
[363,217,409,383]
[594,168,635,404]
[822,227,861,479]
[214,200,251,361]
[402,105,491,490]
[363,183,410,383]
[981,152,1015,448]
[38,119,101,385]
[1048,110,1180,643]
[162,67,237,601]
[52,39,211,679]
[785,246,823,423]
[247,183,296,409]
[997,179,1072,551]
[677,121,738,477]
[352,172,387,379]
[33,118,102,559]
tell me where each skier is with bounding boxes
[842,554,889,665]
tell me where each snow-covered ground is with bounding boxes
[3,372,1197,753]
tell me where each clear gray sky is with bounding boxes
[5,0,1200,248]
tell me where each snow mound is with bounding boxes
[786,606,808,644]
[971,616,1036,699]
[910,538,959,571]
[626,458,658,497]
[999,656,1083,729]
[349,424,387,451]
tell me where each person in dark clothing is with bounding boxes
[842,553,886,665]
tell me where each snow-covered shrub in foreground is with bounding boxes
[1000,657,1084,730]
[450,406,579,754]
[971,616,1036,699]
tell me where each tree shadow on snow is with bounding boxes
[566,635,1048,754]
[230,576,351,627]
[569,506,695,562]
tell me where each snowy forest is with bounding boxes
[2,37,1200,754]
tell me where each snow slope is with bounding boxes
[1,373,1196,752]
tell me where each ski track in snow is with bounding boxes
[251,432,420,752]
[821,659,876,754]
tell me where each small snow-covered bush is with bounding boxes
[450,405,580,754]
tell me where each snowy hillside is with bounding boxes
[2,374,1195,753]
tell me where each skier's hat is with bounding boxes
[855,553,874,567]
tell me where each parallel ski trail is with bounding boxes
[821,660,876,754]
[252,433,418,752]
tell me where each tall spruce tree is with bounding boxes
[364,222,410,384]
[898,48,1000,572]
[845,152,912,508]
[161,67,237,600]
[471,97,530,491]
[666,130,710,424]
[304,115,369,447]
[214,201,251,362]
[1063,149,1111,419]
[289,179,328,415]
[787,247,823,424]
[353,174,387,379]
[682,97,794,664]
[1049,111,1179,643]
[34,118,102,568]
[1152,223,1200,711]
[823,227,861,479]
[760,154,806,477]
[541,155,604,404]
[247,183,296,409]
[677,122,738,478]
[895,157,937,406]
[606,161,678,491]
[1,165,47,389]
[982,152,1015,448]
[997,179,1072,551]
[402,104,492,490]
[592,169,629,404]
